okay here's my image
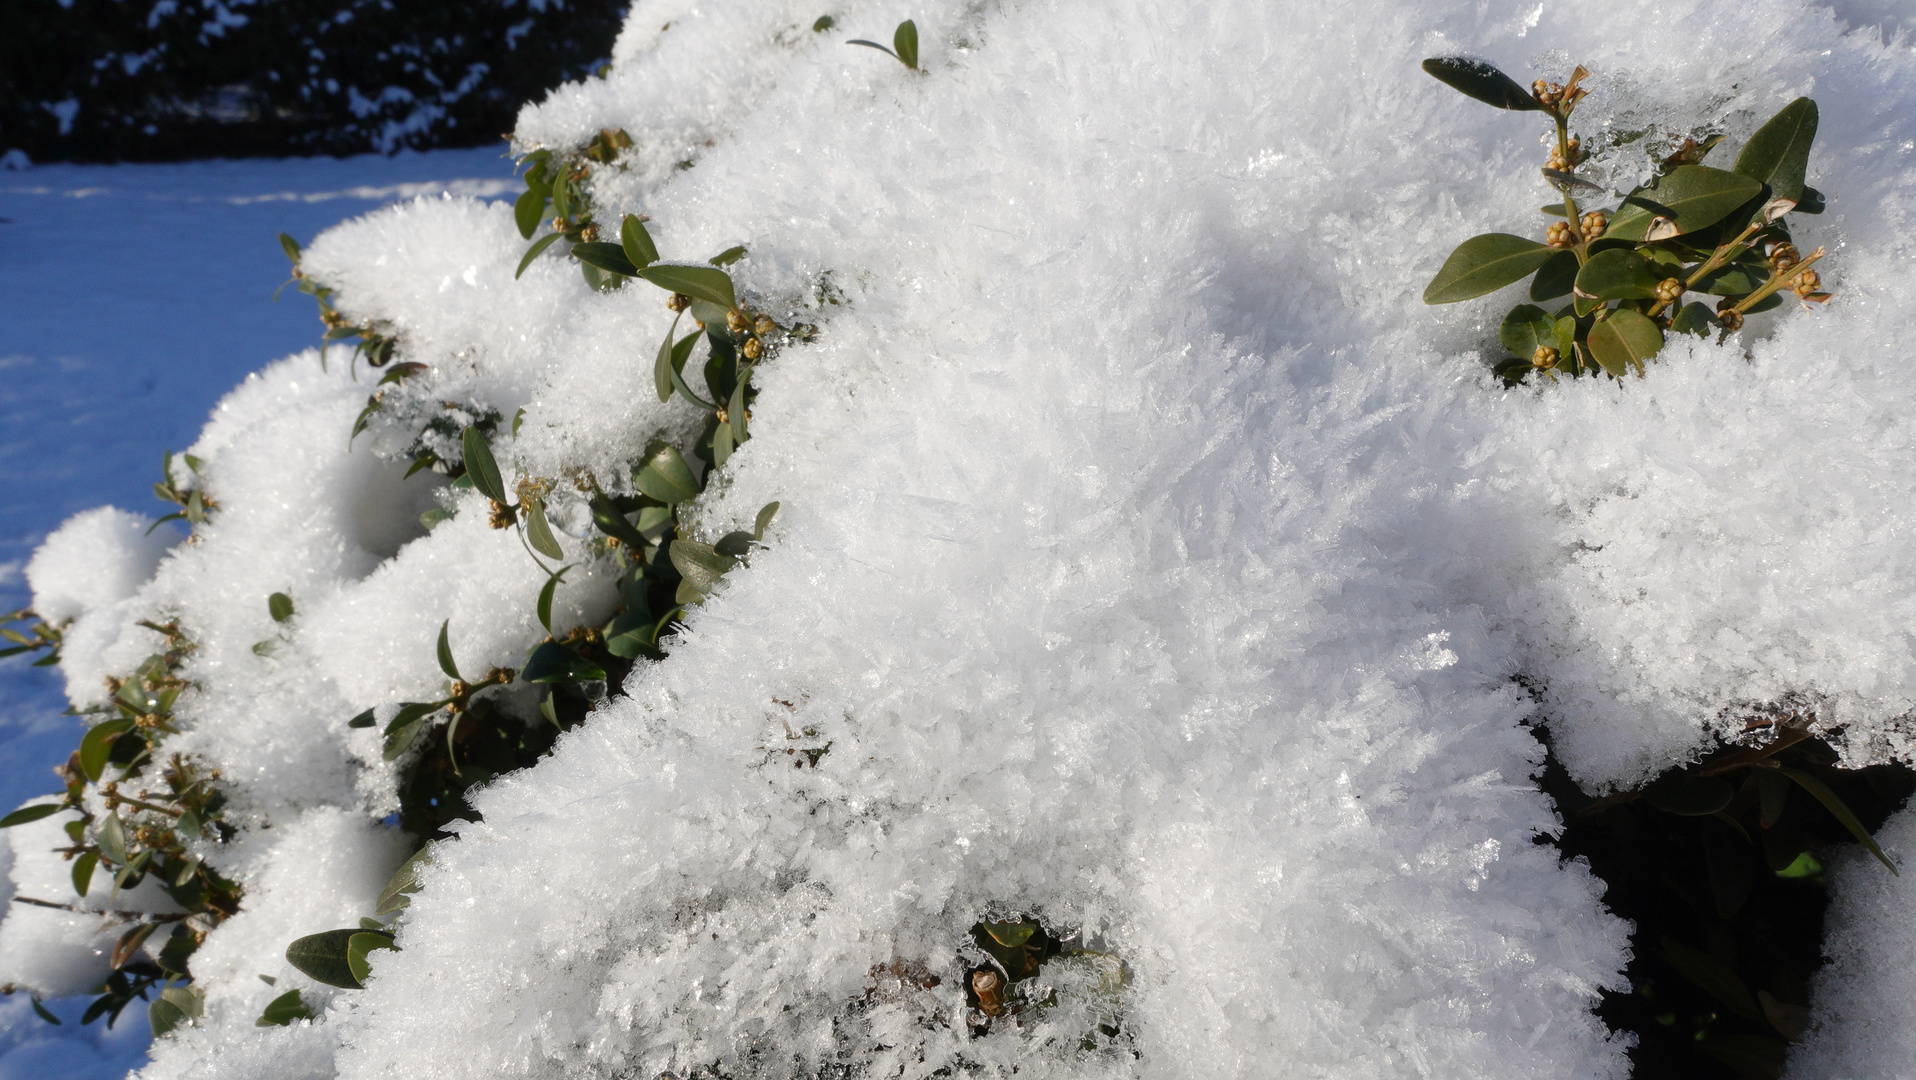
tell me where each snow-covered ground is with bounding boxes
[10,1,1916,1078]
[0,146,516,1079]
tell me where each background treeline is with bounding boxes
[0,0,625,162]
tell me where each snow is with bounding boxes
[5,0,1916,1077]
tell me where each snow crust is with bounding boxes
[3,0,1916,1076]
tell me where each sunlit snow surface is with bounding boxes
[9,0,1916,1077]
[0,146,516,1079]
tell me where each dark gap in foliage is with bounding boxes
[1536,721,1915,1080]
[0,0,629,163]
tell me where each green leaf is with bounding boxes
[1419,57,1542,111]
[589,495,650,549]
[255,988,315,1027]
[536,566,573,633]
[847,38,899,60]
[670,540,737,604]
[813,14,835,31]
[460,427,508,506]
[653,312,685,403]
[149,985,202,1037]
[80,718,136,782]
[286,929,367,989]
[1670,301,1719,338]
[1734,98,1818,207]
[97,812,128,864]
[1498,304,1556,358]
[754,501,780,540]
[1573,248,1661,302]
[551,173,572,221]
[1606,166,1764,241]
[633,444,701,504]
[376,847,433,915]
[1796,185,1826,214]
[1423,234,1555,304]
[347,708,376,729]
[524,496,565,560]
[712,420,734,468]
[1643,771,1733,816]
[1754,767,1789,829]
[515,232,565,279]
[1775,849,1823,878]
[513,187,546,240]
[714,531,755,558]
[982,921,1037,949]
[1528,249,1579,301]
[893,19,919,69]
[382,702,443,761]
[278,233,302,263]
[637,264,738,311]
[30,997,61,1025]
[346,930,397,985]
[268,592,294,623]
[71,850,97,896]
[0,802,64,828]
[636,505,674,542]
[708,245,747,267]
[520,641,607,683]
[728,366,750,445]
[435,619,461,682]
[1778,766,1897,873]
[572,241,639,277]
[617,215,659,271]
[1662,936,1763,1021]
[1585,309,1664,376]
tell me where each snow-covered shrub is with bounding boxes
[7,0,1916,1078]
[0,0,626,162]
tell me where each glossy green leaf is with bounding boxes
[572,241,639,277]
[1585,309,1663,376]
[1692,259,1769,297]
[514,232,565,279]
[524,496,565,560]
[1644,770,1733,816]
[1551,316,1580,375]
[712,417,734,468]
[268,592,294,623]
[654,312,685,403]
[1778,766,1897,873]
[1420,57,1541,111]
[1497,304,1556,359]
[1734,97,1818,206]
[728,366,750,445]
[754,501,780,540]
[376,847,433,915]
[1573,248,1660,301]
[435,619,461,681]
[1662,936,1763,1021]
[893,19,919,69]
[637,505,675,542]
[982,921,1038,949]
[382,702,442,761]
[536,566,570,632]
[1606,166,1763,241]
[520,641,607,683]
[637,264,737,311]
[346,930,397,985]
[80,718,136,782]
[619,214,659,270]
[513,187,545,240]
[1423,233,1555,304]
[71,850,98,896]
[633,445,701,504]
[1528,249,1579,301]
[1670,301,1719,338]
[285,929,366,989]
[149,985,202,1037]
[708,245,747,267]
[255,988,315,1027]
[0,802,64,828]
[460,427,508,506]
[589,495,650,549]
[1796,185,1826,214]
[551,173,572,221]
[346,708,376,729]
[97,812,128,865]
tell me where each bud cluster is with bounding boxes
[1545,221,1578,249]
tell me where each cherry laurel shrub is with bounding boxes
[1420,57,1833,382]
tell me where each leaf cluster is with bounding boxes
[0,607,62,667]
[1422,59,1832,382]
[847,20,921,71]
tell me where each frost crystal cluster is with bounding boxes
[6,0,1916,1078]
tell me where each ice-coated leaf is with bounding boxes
[460,427,508,506]
[982,921,1038,948]
[1573,249,1660,302]
[1734,98,1817,206]
[633,444,701,505]
[149,985,203,1037]
[637,263,738,311]
[620,214,659,269]
[1497,304,1556,359]
[0,802,64,828]
[80,718,136,782]
[256,988,315,1027]
[346,930,398,985]
[572,241,639,277]
[286,929,366,989]
[1419,57,1542,111]
[514,232,564,279]
[376,847,433,915]
[670,540,737,604]
[893,19,919,69]
[524,496,565,560]
[1606,166,1763,241]
[1423,234,1554,304]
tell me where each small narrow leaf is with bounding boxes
[708,245,747,267]
[620,214,660,269]
[637,264,738,311]
[728,366,750,445]
[268,592,294,623]
[80,718,136,782]
[754,501,780,540]
[98,813,128,865]
[515,232,564,279]
[847,38,899,59]
[346,708,376,729]
[278,233,302,263]
[524,496,565,560]
[460,428,508,506]
[1420,57,1542,111]
[536,566,572,633]
[435,619,461,681]
[382,702,443,761]
[376,847,433,915]
[31,997,61,1025]
[893,19,919,69]
[1423,234,1555,304]
[714,531,755,557]
[0,802,64,828]
[1778,766,1898,874]
[670,540,738,604]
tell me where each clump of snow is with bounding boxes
[4,0,1916,1076]
[25,507,172,625]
